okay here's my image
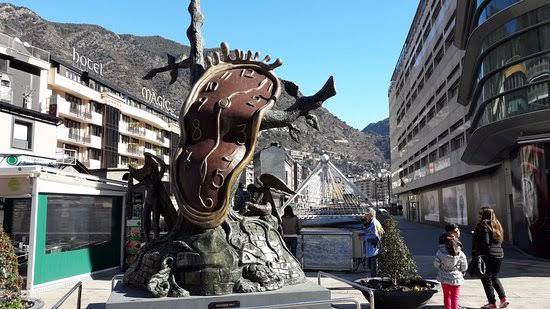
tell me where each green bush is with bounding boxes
[0,226,23,309]
[377,217,419,281]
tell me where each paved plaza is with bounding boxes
[33,217,550,309]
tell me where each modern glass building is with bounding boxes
[389,0,549,258]
[455,1,550,257]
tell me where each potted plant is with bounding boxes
[0,227,44,309]
[355,217,438,309]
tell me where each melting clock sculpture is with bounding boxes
[123,2,335,298]
[124,45,336,297]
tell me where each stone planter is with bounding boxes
[354,277,438,309]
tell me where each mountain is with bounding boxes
[362,118,390,161]
[0,3,388,173]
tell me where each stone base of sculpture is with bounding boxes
[123,215,307,297]
[108,277,330,309]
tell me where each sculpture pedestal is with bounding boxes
[106,281,331,309]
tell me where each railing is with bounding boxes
[127,123,146,136]
[317,271,375,309]
[0,32,50,61]
[68,131,91,144]
[56,148,77,165]
[69,106,92,119]
[156,132,165,143]
[128,143,143,155]
[51,281,82,309]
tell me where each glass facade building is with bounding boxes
[389,0,549,259]
[456,0,550,257]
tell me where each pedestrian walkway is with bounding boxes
[33,216,550,308]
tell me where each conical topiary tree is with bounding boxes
[0,226,23,309]
[377,217,419,282]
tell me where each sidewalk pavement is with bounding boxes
[34,216,550,308]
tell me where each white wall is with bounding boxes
[0,111,58,158]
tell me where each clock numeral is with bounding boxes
[241,68,255,78]
[205,81,219,92]
[192,119,202,141]
[220,71,233,80]
[196,96,208,111]
[211,169,225,189]
[246,95,262,108]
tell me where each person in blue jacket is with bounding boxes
[360,207,384,277]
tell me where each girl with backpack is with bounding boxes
[434,233,468,309]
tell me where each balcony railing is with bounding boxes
[156,132,166,143]
[68,130,91,144]
[127,123,146,136]
[127,143,143,156]
[0,32,50,61]
[55,148,77,165]
[69,106,92,119]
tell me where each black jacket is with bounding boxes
[472,220,504,258]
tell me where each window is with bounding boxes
[122,115,130,123]
[12,119,32,150]
[451,133,465,151]
[90,124,102,137]
[450,119,464,133]
[89,148,101,160]
[427,106,435,121]
[438,142,449,157]
[91,101,103,113]
[438,130,449,141]
[120,134,130,144]
[436,96,447,112]
[428,138,437,148]
[45,195,114,253]
[145,142,152,149]
[429,150,438,163]
[120,156,129,165]
[447,80,459,99]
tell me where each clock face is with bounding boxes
[175,65,278,228]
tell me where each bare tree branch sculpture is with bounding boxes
[142,0,204,84]
[142,0,335,141]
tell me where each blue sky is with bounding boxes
[5,0,418,130]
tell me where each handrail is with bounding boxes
[51,281,82,309]
[318,271,375,309]
[241,297,361,309]
[111,274,124,291]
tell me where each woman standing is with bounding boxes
[282,206,301,256]
[472,207,510,309]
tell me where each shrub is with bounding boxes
[377,217,419,281]
[0,226,23,309]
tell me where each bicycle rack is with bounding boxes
[51,281,82,309]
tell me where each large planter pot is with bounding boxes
[354,277,438,309]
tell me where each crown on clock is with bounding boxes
[205,42,282,71]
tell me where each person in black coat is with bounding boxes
[472,207,509,309]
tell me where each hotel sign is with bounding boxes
[72,48,104,76]
[141,87,172,112]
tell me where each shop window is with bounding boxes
[12,119,33,150]
[45,195,114,253]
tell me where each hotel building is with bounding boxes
[389,0,550,257]
[0,31,181,290]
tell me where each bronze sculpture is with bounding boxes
[123,0,336,297]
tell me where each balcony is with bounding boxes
[127,143,144,156]
[49,72,102,102]
[127,123,146,137]
[69,106,92,120]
